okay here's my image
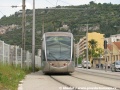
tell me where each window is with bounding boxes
[46,36,71,61]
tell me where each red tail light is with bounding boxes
[52,63,54,66]
[63,63,67,66]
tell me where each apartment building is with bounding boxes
[77,32,104,58]
[75,43,79,58]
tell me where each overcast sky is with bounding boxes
[0,0,120,18]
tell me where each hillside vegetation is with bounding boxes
[0,1,120,52]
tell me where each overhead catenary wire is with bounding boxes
[0,6,16,7]
[0,5,21,8]
[58,0,72,5]
[45,0,56,7]
[45,0,72,8]
[56,0,59,6]
[0,11,4,16]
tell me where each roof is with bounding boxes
[44,32,73,37]
[107,44,113,51]
[113,42,120,50]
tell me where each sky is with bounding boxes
[0,0,120,18]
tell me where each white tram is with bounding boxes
[41,32,75,74]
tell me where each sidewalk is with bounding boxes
[18,71,64,90]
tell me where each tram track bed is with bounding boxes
[75,68,120,81]
[50,73,118,90]
[71,71,120,90]
[76,68,120,78]
[19,70,119,90]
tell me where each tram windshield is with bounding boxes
[46,36,71,61]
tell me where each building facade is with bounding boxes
[107,42,120,64]
[77,32,104,59]
[93,34,120,68]
[76,32,120,68]
[105,34,120,44]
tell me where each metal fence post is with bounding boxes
[26,51,29,68]
[2,41,4,64]
[15,46,18,67]
[8,44,10,64]
[21,48,23,68]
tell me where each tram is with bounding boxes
[41,32,75,74]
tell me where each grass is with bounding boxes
[0,63,35,90]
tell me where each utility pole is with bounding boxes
[22,0,26,68]
[42,15,44,35]
[79,23,90,69]
[104,40,108,72]
[86,23,89,69]
[32,0,35,72]
[105,50,108,72]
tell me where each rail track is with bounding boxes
[76,70,120,81]
[75,68,120,80]
[49,71,119,90]
[50,75,77,90]
[71,74,120,90]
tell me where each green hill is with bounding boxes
[0,1,120,53]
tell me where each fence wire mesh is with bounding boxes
[0,40,41,68]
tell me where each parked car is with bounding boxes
[82,61,91,69]
[111,60,120,72]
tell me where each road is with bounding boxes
[18,68,120,90]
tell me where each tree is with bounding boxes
[89,1,96,5]
[95,48,104,57]
[88,39,98,50]
[88,39,98,62]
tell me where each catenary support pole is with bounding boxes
[22,0,26,68]
[32,0,35,72]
